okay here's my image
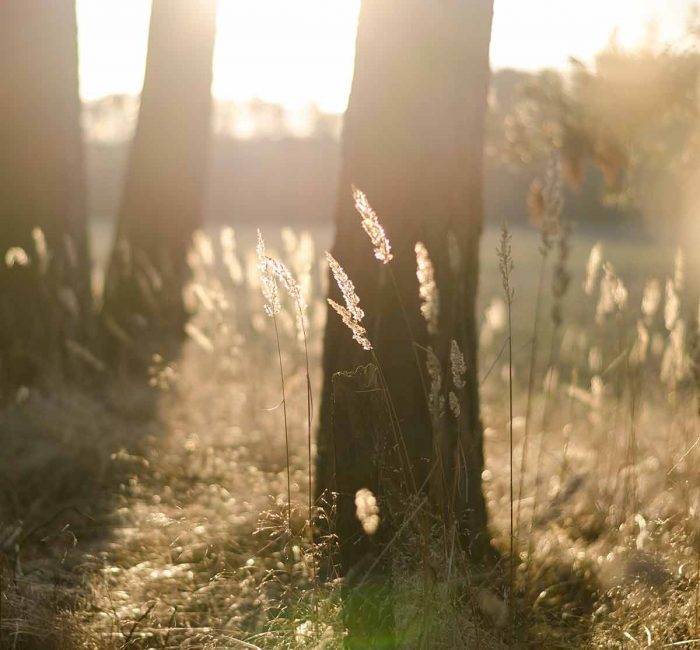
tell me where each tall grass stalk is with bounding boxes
[696,494,700,637]
[497,223,515,627]
[517,163,561,556]
[260,241,318,604]
[388,263,429,401]
[331,190,431,500]
[353,190,430,492]
[348,189,448,608]
[256,232,293,534]
[527,333,557,542]
[388,251,453,531]
[623,360,640,519]
[294,304,317,610]
[370,349,419,497]
[526,213,571,581]
[272,316,293,534]
[515,254,546,555]
[694,318,700,637]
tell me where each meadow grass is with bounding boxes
[1,220,697,649]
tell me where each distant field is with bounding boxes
[91,216,677,320]
[91,215,681,388]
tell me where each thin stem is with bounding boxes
[515,253,547,548]
[272,316,292,533]
[498,223,516,636]
[558,370,578,489]
[386,264,433,447]
[696,468,700,637]
[507,315,515,620]
[371,349,419,497]
[525,326,559,579]
[297,307,318,611]
[387,265,429,401]
[624,362,639,520]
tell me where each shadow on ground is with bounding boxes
[0,375,164,649]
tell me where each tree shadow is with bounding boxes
[0,370,168,649]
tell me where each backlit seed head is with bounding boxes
[327,299,372,351]
[256,230,280,317]
[353,187,393,264]
[325,252,364,323]
[5,247,30,268]
[450,340,467,389]
[355,488,380,535]
[415,242,439,335]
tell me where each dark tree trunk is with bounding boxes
[332,365,397,648]
[316,0,495,595]
[0,0,89,388]
[103,0,218,358]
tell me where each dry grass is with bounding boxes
[1,221,699,648]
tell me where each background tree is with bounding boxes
[504,43,700,206]
[503,35,700,317]
[316,0,495,633]
[0,0,89,389]
[103,0,218,358]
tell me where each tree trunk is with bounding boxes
[103,0,218,358]
[0,0,89,389]
[332,364,397,648]
[317,0,495,579]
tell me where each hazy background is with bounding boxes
[80,0,694,262]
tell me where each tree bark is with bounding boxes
[331,364,397,648]
[317,0,495,572]
[103,0,218,358]
[0,0,89,388]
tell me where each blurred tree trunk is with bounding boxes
[316,0,495,597]
[0,1,89,389]
[103,0,217,359]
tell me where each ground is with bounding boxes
[1,224,698,648]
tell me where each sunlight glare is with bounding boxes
[213,0,360,112]
[77,0,688,110]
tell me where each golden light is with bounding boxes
[76,0,688,110]
[77,0,360,112]
[213,0,360,112]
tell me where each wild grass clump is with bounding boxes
[3,179,700,647]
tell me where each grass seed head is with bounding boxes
[327,299,372,351]
[352,186,393,264]
[355,488,380,535]
[449,340,467,389]
[256,230,280,317]
[664,279,679,332]
[426,346,445,420]
[325,252,364,323]
[415,241,439,335]
[497,223,514,303]
[584,242,603,296]
[641,279,661,320]
[5,246,29,267]
[448,391,461,418]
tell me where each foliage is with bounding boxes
[501,33,700,231]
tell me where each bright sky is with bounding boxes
[76,0,692,112]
